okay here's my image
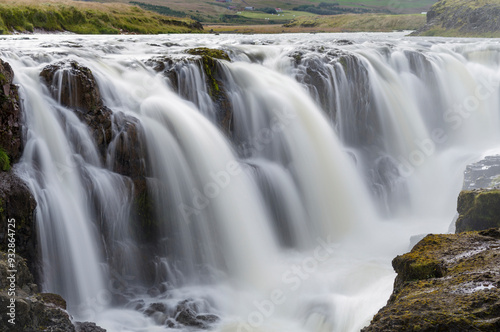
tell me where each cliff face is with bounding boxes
[413,0,500,37]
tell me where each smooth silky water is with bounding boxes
[1,32,500,331]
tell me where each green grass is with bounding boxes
[0,0,203,34]
[0,148,10,172]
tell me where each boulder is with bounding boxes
[0,59,23,165]
[362,229,500,331]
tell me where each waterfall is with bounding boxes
[2,33,500,331]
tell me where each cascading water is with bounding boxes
[1,33,500,331]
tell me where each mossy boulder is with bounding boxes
[0,59,23,165]
[362,229,500,331]
[456,189,500,233]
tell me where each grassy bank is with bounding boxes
[0,0,203,34]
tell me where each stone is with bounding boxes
[75,321,107,332]
[456,189,500,233]
[0,59,23,164]
[0,252,75,331]
[362,229,500,331]
[0,171,38,279]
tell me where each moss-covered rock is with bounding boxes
[456,189,500,233]
[150,50,233,137]
[0,59,22,165]
[362,229,500,331]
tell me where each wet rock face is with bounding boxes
[363,229,500,332]
[0,59,23,164]
[40,60,113,161]
[0,171,38,279]
[0,252,75,331]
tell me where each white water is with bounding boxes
[1,32,500,331]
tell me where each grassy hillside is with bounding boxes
[95,0,438,24]
[0,0,203,34]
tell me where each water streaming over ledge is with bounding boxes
[1,32,500,331]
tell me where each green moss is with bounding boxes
[186,47,230,61]
[185,48,230,97]
[456,189,500,232]
[0,148,10,172]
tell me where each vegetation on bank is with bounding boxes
[0,0,203,34]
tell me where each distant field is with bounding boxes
[238,10,317,21]
[207,13,427,33]
[95,0,438,23]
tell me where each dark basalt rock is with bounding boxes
[174,299,220,329]
[0,171,38,279]
[40,60,113,162]
[0,252,75,331]
[362,230,500,332]
[75,321,107,332]
[0,59,23,164]
[463,155,500,190]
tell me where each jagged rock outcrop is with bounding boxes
[0,252,75,331]
[456,189,500,233]
[362,229,500,331]
[413,0,500,37]
[0,59,23,165]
